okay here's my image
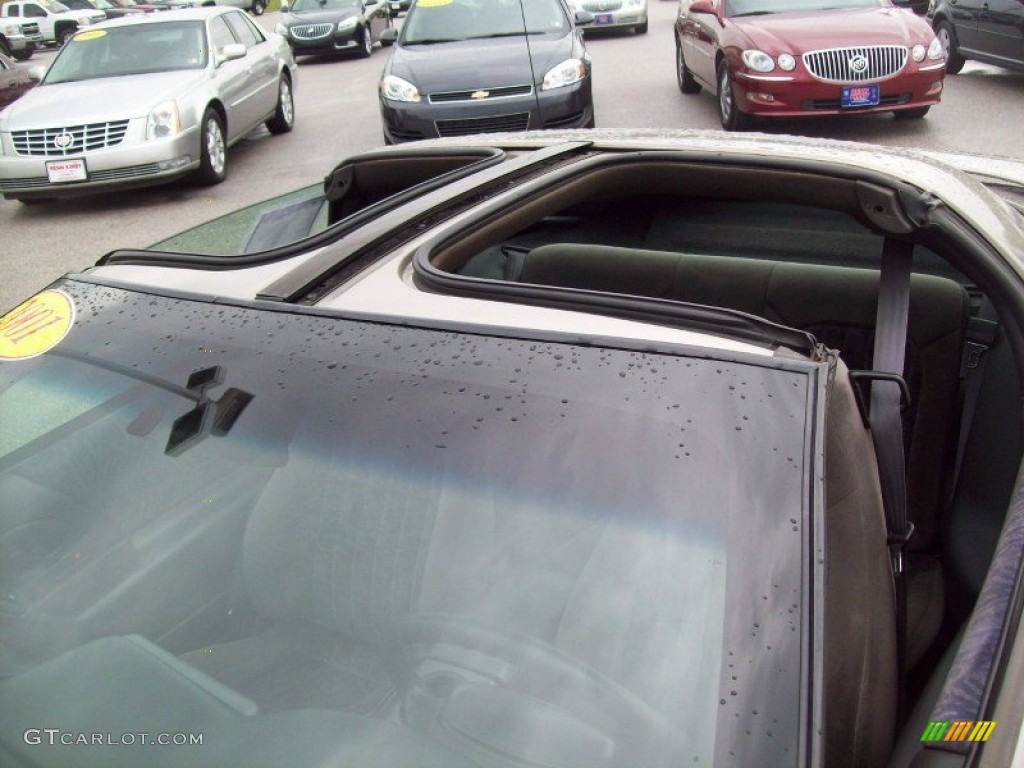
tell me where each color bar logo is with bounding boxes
[921,721,996,743]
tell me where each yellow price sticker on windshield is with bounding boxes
[0,290,76,361]
[74,29,107,41]
[417,0,453,7]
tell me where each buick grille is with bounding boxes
[802,46,908,83]
[290,23,334,39]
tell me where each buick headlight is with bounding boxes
[912,43,925,62]
[275,23,288,36]
[741,49,774,73]
[380,75,420,103]
[777,53,796,71]
[337,17,358,32]
[542,58,585,90]
[146,100,181,140]
[927,36,943,60]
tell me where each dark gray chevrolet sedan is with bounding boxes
[378,0,594,143]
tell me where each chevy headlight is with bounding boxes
[146,101,181,140]
[741,50,774,73]
[337,17,358,32]
[380,75,420,103]
[927,36,943,60]
[912,43,925,62]
[542,58,585,90]
[777,53,796,71]
[275,23,288,36]
[1,23,18,36]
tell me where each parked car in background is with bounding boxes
[2,131,1024,768]
[106,0,165,13]
[928,0,1024,74]
[62,0,147,19]
[675,0,947,131]
[0,0,106,47]
[570,0,648,34]
[0,49,41,109]
[0,8,297,203]
[378,0,595,143]
[0,16,44,59]
[275,0,392,59]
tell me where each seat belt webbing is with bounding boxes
[869,237,914,721]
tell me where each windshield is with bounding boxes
[43,21,207,83]
[726,0,887,15]
[290,0,359,11]
[0,281,814,767]
[402,0,569,44]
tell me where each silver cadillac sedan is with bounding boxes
[0,7,297,203]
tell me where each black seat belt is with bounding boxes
[868,237,915,721]
[946,301,999,508]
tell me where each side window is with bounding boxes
[25,4,47,17]
[5,5,19,16]
[223,11,262,48]
[208,15,237,55]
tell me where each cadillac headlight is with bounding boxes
[380,75,420,103]
[741,50,774,73]
[275,23,288,36]
[146,101,181,140]
[337,17,358,32]
[542,59,585,90]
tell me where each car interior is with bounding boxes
[416,154,1024,766]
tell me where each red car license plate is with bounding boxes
[841,84,880,108]
[594,13,613,23]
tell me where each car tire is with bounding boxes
[11,47,33,61]
[358,25,373,58]
[635,20,648,34]
[676,41,700,94]
[894,106,930,120]
[196,108,227,186]
[717,60,752,132]
[266,76,295,134]
[57,27,76,47]
[250,0,265,15]
[936,21,965,75]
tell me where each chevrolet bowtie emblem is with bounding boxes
[470,90,489,99]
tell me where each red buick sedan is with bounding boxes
[675,0,946,130]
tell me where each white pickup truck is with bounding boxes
[0,0,105,47]
[0,16,44,60]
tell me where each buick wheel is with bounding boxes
[717,61,752,132]
[196,109,227,186]
[358,26,373,58]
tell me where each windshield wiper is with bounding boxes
[466,31,528,39]
[405,36,466,44]
[732,10,775,16]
